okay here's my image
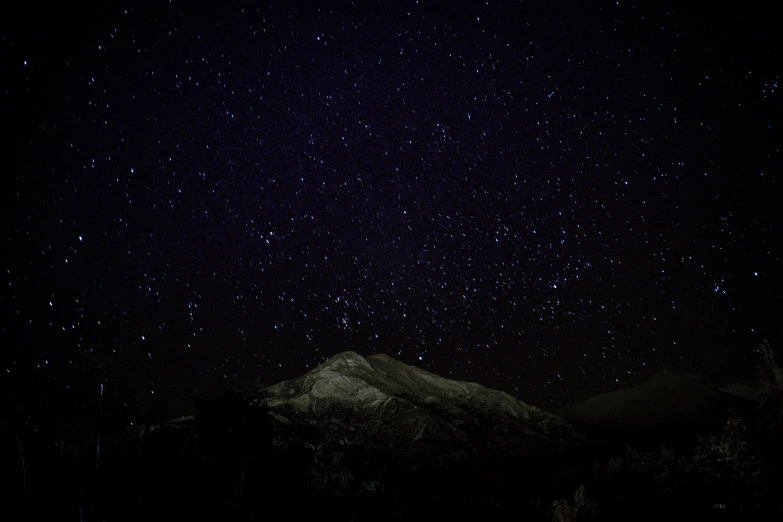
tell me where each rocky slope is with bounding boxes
[258,351,590,456]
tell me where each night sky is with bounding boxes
[2,0,780,425]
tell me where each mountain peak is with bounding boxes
[266,350,514,413]
[317,350,374,372]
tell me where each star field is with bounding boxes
[2,0,780,423]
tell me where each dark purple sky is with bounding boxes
[2,0,780,423]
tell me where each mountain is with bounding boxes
[557,369,760,449]
[258,351,592,459]
[136,350,600,520]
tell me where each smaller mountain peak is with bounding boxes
[366,353,394,362]
[317,350,373,372]
[327,350,364,360]
[647,369,714,387]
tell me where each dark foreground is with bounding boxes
[2,383,781,522]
